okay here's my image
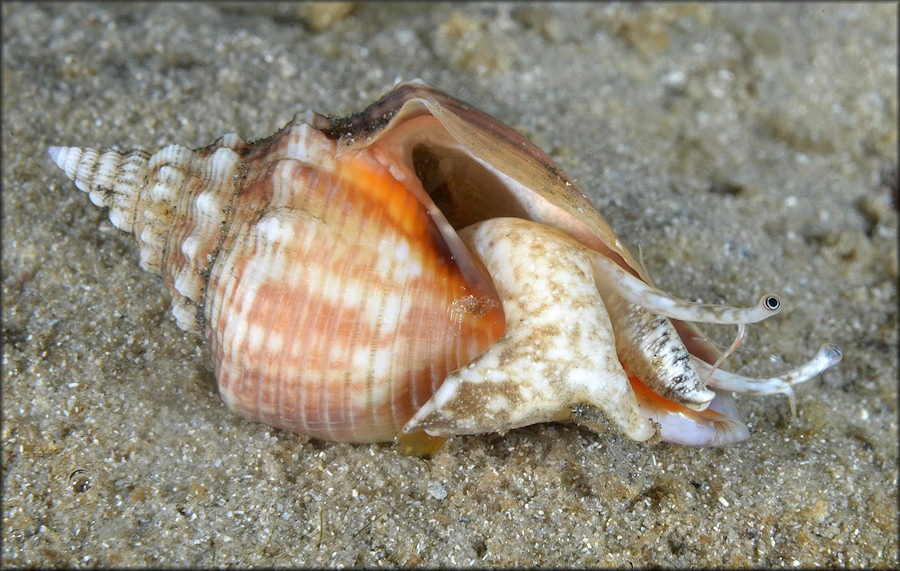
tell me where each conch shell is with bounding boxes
[48,80,842,447]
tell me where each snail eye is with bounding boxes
[764,296,781,311]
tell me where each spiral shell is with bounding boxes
[49,81,841,447]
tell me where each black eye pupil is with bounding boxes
[765,296,781,310]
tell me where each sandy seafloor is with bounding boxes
[2,2,897,568]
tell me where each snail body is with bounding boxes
[49,81,841,446]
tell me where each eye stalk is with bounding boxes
[590,251,785,325]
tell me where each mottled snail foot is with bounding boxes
[590,251,782,325]
[402,218,656,443]
[692,343,843,417]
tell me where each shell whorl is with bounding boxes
[49,133,249,331]
[50,113,505,442]
[202,119,505,441]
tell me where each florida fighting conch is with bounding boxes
[48,80,841,453]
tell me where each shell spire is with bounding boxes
[47,145,150,233]
[48,133,249,331]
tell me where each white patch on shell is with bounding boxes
[194,191,220,216]
[181,235,201,264]
[171,299,196,330]
[378,294,403,335]
[265,332,285,355]
[173,268,197,299]
[284,120,336,167]
[248,323,266,354]
[374,238,423,281]
[257,214,295,244]
[148,144,194,171]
